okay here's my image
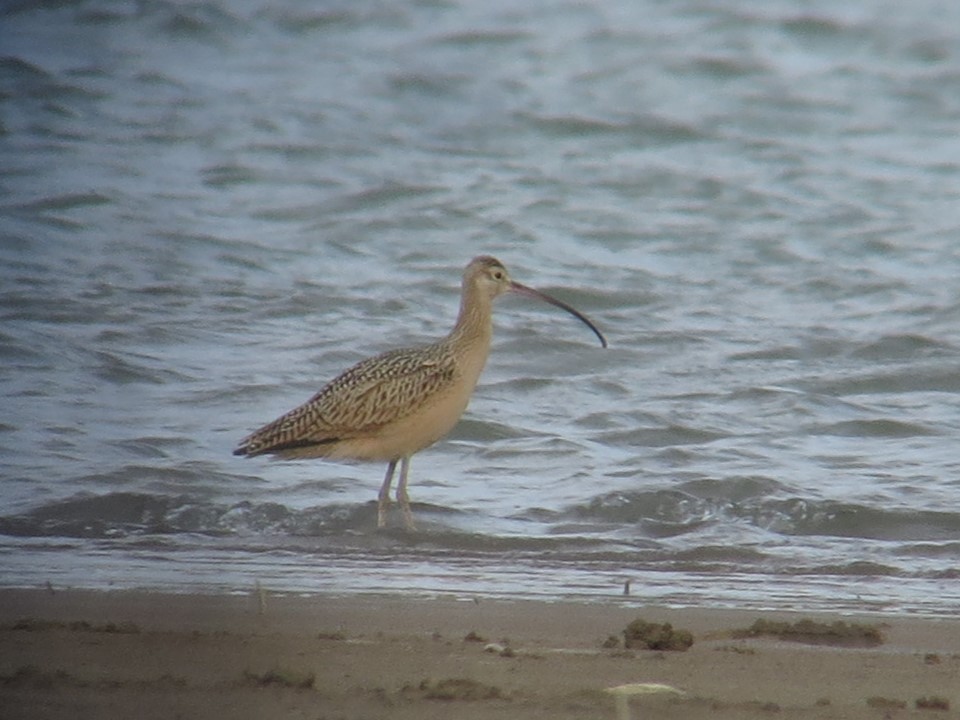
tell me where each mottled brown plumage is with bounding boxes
[235,256,606,530]
[234,344,459,459]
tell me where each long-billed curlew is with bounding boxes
[234,256,607,530]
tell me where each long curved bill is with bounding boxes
[510,282,608,348]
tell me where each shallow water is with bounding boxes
[2,0,960,616]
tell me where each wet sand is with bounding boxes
[0,588,956,719]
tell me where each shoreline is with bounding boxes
[1,588,957,719]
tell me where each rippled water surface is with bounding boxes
[3,0,960,616]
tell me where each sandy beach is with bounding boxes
[0,588,956,719]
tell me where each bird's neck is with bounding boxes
[448,283,494,352]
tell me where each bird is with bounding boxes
[234,255,607,530]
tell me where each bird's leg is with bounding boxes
[377,460,398,528]
[395,455,417,531]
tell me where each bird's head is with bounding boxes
[464,255,513,300]
[462,255,608,347]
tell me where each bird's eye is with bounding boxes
[492,270,504,280]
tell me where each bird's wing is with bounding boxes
[236,346,458,455]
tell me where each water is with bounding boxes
[2,0,960,616]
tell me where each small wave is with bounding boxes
[142,1,247,43]
[0,493,647,550]
[850,333,953,361]
[388,72,466,98]
[265,8,360,35]
[567,489,717,528]
[566,489,960,542]
[15,192,112,214]
[0,493,349,539]
[685,55,767,79]
[781,15,855,39]
[898,541,960,558]
[809,418,938,438]
[806,365,960,396]
[450,418,527,443]
[750,501,960,542]
[794,560,901,577]
[597,424,728,448]
[325,182,445,215]
[519,111,705,143]
[201,163,262,189]
[107,436,193,460]
[0,56,103,102]
[0,330,43,361]
[429,29,532,47]
[671,545,768,563]
[677,475,787,502]
[0,493,201,539]
[726,331,935,364]
[92,350,192,386]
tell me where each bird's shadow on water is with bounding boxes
[312,501,520,549]
[366,502,473,539]
[298,500,466,539]
[286,501,624,553]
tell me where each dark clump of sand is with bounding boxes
[1,589,958,720]
[731,617,885,647]
[622,618,694,651]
